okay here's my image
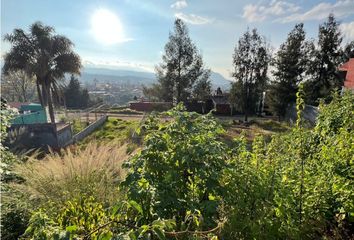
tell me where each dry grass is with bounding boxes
[14,143,133,207]
[220,119,290,144]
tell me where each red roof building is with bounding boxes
[339,58,354,89]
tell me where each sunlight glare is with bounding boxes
[91,9,124,44]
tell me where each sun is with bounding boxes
[91,9,124,44]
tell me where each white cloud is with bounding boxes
[243,0,300,22]
[281,0,354,23]
[175,12,213,25]
[171,0,188,10]
[340,21,354,42]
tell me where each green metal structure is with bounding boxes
[11,103,48,124]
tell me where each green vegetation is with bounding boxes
[64,75,92,109]
[2,143,129,240]
[221,119,290,145]
[268,23,309,119]
[71,119,87,135]
[143,18,211,102]
[95,108,144,115]
[3,22,81,123]
[79,117,139,147]
[2,91,352,239]
[230,28,270,121]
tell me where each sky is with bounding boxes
[1,0,354,80]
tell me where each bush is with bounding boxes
[15,143,128,207]
[5,92,354,239]
[221,91,354,239]
[122,104,228,233]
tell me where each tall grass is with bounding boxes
[15,143,131,207]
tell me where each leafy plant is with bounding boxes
[123,104,228,232]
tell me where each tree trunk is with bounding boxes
[244,84,249,122]
[41,82,48,106]
[45,83,55,124]
[36,81,44,106]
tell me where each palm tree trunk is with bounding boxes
[41,83,48,106]
[45,83,55,124]
[36,81,44,106]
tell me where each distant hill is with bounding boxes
[83,67,155,79]
[80,67,231,89]
[210,72,232,89]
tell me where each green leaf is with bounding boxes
[65,225,77,232]
[129,200,143,214]
[153,227,166,240]
[98,231,113,240]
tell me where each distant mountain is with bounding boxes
[80,67,231,89]
[80,73,155,86]
[210,72,232,89]
[83,67,155,79]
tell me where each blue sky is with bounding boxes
[1,0,354,79]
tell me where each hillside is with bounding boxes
[80,67,232,89]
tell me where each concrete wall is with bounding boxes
[6,116,107,150]
[6,123,72,150]
[57,125,73,147]
[71,115,108,143]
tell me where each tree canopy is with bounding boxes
[304,14,343,105]
[230,28,270,121]
[3,22,81,123]
[268,23,310,118]
[144,18,211,103]
[64,75,90,109]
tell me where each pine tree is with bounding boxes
[230,28,269,121]
[268,23,309,119]
[64,75,81,108]
[192,70,211,101]
[64,75,90,109]
[146,18,210,103]
[305,14,343,105]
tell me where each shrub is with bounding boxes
[122,104,228,232]
[13,143,132,239]
[5,92,354,239]
[15,143,128,207]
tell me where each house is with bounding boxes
[339,58,354,90]
[211,95,231,115]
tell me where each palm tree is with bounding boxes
[3,22,81,123]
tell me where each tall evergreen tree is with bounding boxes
[64,75,81,108]
[268,23,309,119]
[64,75,90,109]
[192,70,211,101]
[146,18,210,103]
[230,28,269,121]
[305,14,343,104]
